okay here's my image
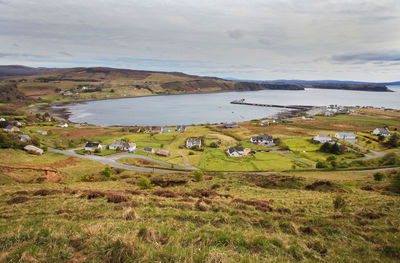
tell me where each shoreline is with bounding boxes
[42,86,398,126]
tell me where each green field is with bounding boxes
[198,148,297,171]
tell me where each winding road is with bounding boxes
[48,148,196,173]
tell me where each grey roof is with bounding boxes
[228,147,244,154]
[143,147,153,151]
[376,128,390,134]
[85,142,100,147]
[251,134,273,141]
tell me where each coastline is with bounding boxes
[42,86,398,126]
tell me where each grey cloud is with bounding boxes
[332,51,400,63]
[0,0,399,81]
[59,51,73,57]
[0,52,46,58]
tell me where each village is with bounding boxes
[1,105,399,172]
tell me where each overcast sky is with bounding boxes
[0,0,399,81]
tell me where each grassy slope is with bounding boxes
[0,169,399,262]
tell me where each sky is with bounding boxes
[0,0,399,82]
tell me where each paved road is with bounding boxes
[48,148,195,173]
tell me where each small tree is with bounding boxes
[137,177,153,189]
[373,172,386,181]
[102,166,112,177]
[193,170,204,182]
[387,133,399,148]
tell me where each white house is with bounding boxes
[84,142,102,152]
[156,149,170,157]
[227,147,250,157]
[109,140,136,152]
[372,128,391,137]
[58,123,69,128]
[186,138,202,149]
[313,135,332,143]
[37,130,48,135]
[325,111,335,117]
[143,147,155,154]
[260,120,270,126]
[176,125,186,132]
[24,145,43,155]
[334,132,356,141]
[250,134,274,145]
[14,134,31,143]
[3,125,19,132]
[0,118,6,122]
[302,116,315,120]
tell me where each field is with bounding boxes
[1,167,399,262]
[198,148,300,171]
[117,157,171,170]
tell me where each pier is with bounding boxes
[230,99,314,110]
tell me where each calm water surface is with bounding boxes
[60,85,400,126]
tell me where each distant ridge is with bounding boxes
[0,65,392,93]
[224,77,400,86]
[0,65,56,77]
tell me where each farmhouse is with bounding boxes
[223,122,239,129]
[84,142,102,152]
[3,125,19,132]
[313,135,332,143]
[151,126,163,133]
[58,123,69,128]
[162,127,171,133]
[24,145,43,155]
[372,128,391,137]
[109,140,136,152]
[143,147,155,154]
[156,149,170,157]
[334,132,356,141]
[37,130,48,135]
[186,138,202,149]
[227,147,251,157]
[260,120,270,126]
[176,125,186,132]
[14,134,31,143]
[302,116,315,120]
[250,134,274,145]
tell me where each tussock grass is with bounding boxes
[0,169,399,262]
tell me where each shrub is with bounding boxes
[137,177,153,189]
[209,142,218,148]
[193,170,204,182]
[390,172,400,193]
[333,195,346,211]
[320,142,344,155]
[373,172,386,181]
[387,133,399,148]
[316,161,328,168]
[102,166,112,177]
[81,174,95,182]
